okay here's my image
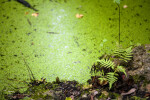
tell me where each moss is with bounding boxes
[109,92,121,99]
[147,50,150,53]
[132,75,150,86]
[65,97,72,100]
[131,96,148,100]
[132,75,144,84]
[98,93,108,99]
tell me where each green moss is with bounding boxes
[132,75,142,84]
[65,97,72,100]
[131,96,148,100]
[132,75,150,86]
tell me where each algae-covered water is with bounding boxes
[0,0,150,93]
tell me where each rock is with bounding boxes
[82,84,92,90]
[82,93,88,98]
[43,90,54,96]
[145,44,150,53]
[146,84,150,93]
[90,90,98,96]
[139,84,145,91]
[101,91,109,97]
[128,45,150,81]
[37,98,43,100]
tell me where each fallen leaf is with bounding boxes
[32,13,39,17]
[76,13,83,18]
[25,12,29,15]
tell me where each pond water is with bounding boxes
[0,0,150,93]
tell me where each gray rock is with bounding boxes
[128,45,150,81]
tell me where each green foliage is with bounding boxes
[91,46,133,89]
[65,97,72,100]
[91,70,102,76]
[98,70,107,82]
[96,58,126,89]
[113,46,132,62]
[97,59,115,69]
[131,96,148,100]
[116,66,127,76]
[106,72,118,89]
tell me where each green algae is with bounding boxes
[0,0,150,95]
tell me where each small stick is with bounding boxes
[47,32,59,34]
[22,57,35,81]
[27,19,32,26]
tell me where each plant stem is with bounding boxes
[117,4,121,44]
[23,58,36,81]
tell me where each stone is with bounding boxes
[128,45,150,81]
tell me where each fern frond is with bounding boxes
[116,66,127,76]
[107,72,118,89]
[97,59,115,69]
[99,74,107,82]
[98,70,108,85]
[99,77,107,81]
[91,71,102,76]
[113,47,132,62]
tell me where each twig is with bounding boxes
[27,19,32,26]
[22,57,36,81]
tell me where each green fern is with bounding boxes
[116,66,127,76]
[97,59,115,69]
[107,72,118,89]
[96,58,128,89]
[113,47,132,62]
[91,46,132,89]
[98,70,107,82]
[91,71,102,76]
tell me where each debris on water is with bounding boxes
[27,18,32,25]
[75,13,84,18]
[25,12,29,15]
[47,32,59,34]
[31,13,39,17]
[123,5,128,8]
